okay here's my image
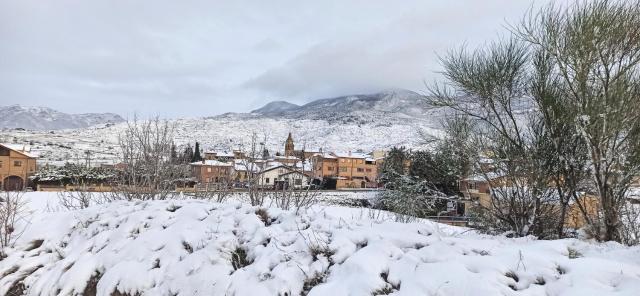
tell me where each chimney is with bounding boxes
[202,159,205,164]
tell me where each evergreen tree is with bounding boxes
[170,143,178,164]
[182,144,194,164]
[380,146,408,184]
[409,150,460,196]
[192,142,203,162]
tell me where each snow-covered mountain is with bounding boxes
[251,101,300,115]
[2,90,444,165]
[0,105,124,130]
[250,89,436,123]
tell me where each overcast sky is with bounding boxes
[0,0,557,118]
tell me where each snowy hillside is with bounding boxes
[1,90,444,165]
[0,105,124,130]
[2,194,640,295]
[250,89,439,123]
[251,101,301,115]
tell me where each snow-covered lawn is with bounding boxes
[1,193,640,295]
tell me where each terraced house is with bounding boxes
[312,151,379,189]
[0,143,37,191]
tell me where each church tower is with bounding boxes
[284,132,295,157]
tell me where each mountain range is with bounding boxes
[2,89,442,165]
[0,105,125,130]
[249,89,435,123]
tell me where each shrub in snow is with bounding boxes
[376,173,445,222]
[1,197,640,295]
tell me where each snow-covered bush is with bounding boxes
[376,174,445,223]
[30,163,116,185]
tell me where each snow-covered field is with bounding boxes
[2,192,640,295]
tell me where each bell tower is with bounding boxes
[284,132,295,157]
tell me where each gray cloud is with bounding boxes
[0,0,557,117]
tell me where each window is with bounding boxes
[265,178,270,184]
[294,179,302,185]
[339,167,348,172]
[207,167,212,172]
[0,161,2,168]
[357,168,364,172]
[327,166,333,171]
[366,168,372,172]
[468,182,477,190]
[13,161,22,167]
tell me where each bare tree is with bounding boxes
[108,116,186,201]
[236,132,270,206]
[193,177,234,203]
[270,157,319,214]
[0,191,27,258]
[57,186,95,210]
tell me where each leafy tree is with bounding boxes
[409,150,460,196]
[428,0,640,243]
[380,146,409,184]
[517,0,640,242]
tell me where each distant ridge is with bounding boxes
[251,101,300,115]
[0,105,125,130]
[248,89,435,123]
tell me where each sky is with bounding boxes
[0,0,557,118]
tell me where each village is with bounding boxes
[1,133,382,191]
[3,130,637,231]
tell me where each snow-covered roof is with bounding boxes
[0,143,37,158]
[233,159,261,172]
[278,170,311,178]
[204,150,235,157]
[274,155,300,160]
[312,152,337,159]
[331,151,373,159]
[190,160,233,166]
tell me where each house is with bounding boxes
[190,159,234,185]
[312,151,379,189]
[204,150,235,162]
[0,143,37,191]
[257,165,311,189]
[458,172,506,208]
[233,159,263,183]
